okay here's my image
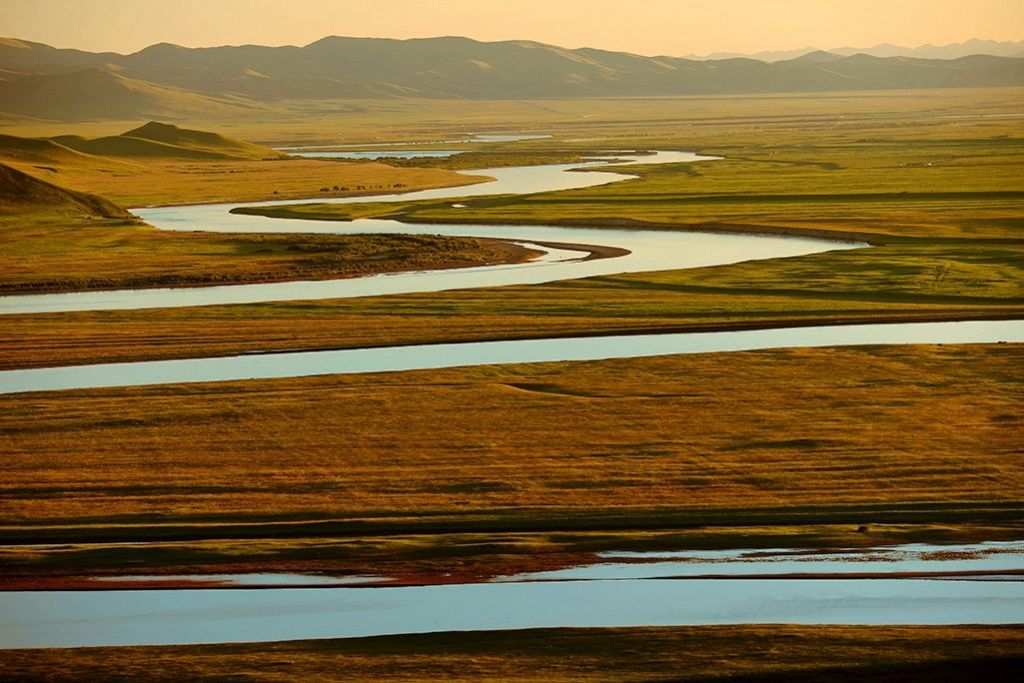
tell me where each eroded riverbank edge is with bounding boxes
[4,511,1023,590]
[0,235,557,297]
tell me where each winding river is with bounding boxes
[2,148,1021,649]
[1,152,864,314]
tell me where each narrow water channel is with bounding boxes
[2,577,1022,649]
[2,319,1019,395]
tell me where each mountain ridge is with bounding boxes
[686,38,1024,61]
[0,35,1022,120]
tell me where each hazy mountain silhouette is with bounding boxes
[1,36,1022,120]
[687,38,1024,61]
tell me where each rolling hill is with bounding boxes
[0,133,100,165]
[0,35,1022,120]
[0,123,285,186]
[0,162,130,220]
[119,122,288,159]
[50,122,288,160]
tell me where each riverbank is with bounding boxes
[3,521,1024,591]
[0,231,543,296]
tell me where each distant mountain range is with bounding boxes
[0,35,1022,121]
[686,38,1024,62]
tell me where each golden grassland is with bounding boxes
[3,87,1020,147]
[1,89,1021,579]
[0,155,489,208]
[2,626,1022,682]
[3,345,1021,537]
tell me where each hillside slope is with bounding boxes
[121,122,287,159]
[1,122,284,169]
[0,162,130,219]
[0,67,256,120]
[0,133,100,165]
[49,123,287,160]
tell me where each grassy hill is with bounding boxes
[51,134,242,160]
[0,122,287,163]
[119,121,287,159]
[0,133,99,165]
[49,123,287,160]
[0,162,130,219]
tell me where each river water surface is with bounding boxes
[2,577,1022,649]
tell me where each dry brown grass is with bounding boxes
[1,156,489,207]
[3,345,1021,532]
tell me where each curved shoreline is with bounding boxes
[400,215,887,246]
[167,310,1024,362]
[0,237,628,298]
[0,236,550,297]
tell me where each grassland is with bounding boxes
[2,626,1022,682]
[2,344,1020,577]
[0,136,490,207]
[17,156,490,207]
[4,88,1018,147]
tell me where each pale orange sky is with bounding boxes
[3,0,1022,56]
